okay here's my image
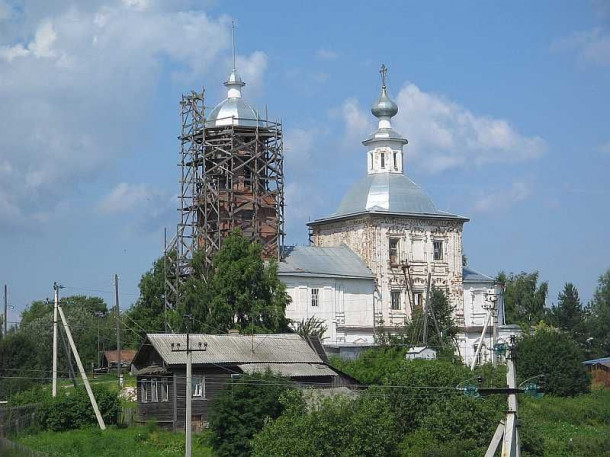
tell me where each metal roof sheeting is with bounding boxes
[321,173,467,222]
[145,333,324,366]
[279,245,374,279]
[237,363,337,377]
[463,268,495,283]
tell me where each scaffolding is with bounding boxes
[165,87,285,311]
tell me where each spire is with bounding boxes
[371,64,398,129]
[225,20,245,99]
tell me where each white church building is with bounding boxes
[279,67,519,365]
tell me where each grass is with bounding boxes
[520,389,610,456]
[16,424,214,457]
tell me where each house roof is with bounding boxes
[279,245,374,280]
[463,268,495,284]
[103,349,136,364]
[583,356,610,366]
[137,333,326,366]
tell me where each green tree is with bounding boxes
[252,391,401,457]
[588,270,610,357]
[0,332,39,397]
[516,326,589,397]
[184,230,290,334]
[552,283,584,331]
[497,271,548,327]
[208,372,292,457]
[125,255,174,343]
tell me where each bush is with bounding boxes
[207,372,292,457]
[516,327,590,397]
[37,385,120,431]
[252,391,401,457]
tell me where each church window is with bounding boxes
[433,240,443,261]
[391,290,401,310]
[311,288,319,307]
[393,152,398,170]
[369,152,373,170]
[414,292,423,308]
[380,152,385,169]
[389,238,399,265]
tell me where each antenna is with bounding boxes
[232,20,236,71]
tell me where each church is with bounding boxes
[278,66,520,365]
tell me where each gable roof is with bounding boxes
[134,333,325,367]
[279,245,374,280]
[103,349,136,364]
[463,268,495,284]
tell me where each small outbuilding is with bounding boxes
[100,349,136,371]
[406,346,437,360]
[131,333,360,431]
[583,357,610,389]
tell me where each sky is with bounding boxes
[1,0,609,325]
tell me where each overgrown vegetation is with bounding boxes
[16,422,214,457]
[207,372,293,457]
[516,326,590,397]
[11,385,120,432]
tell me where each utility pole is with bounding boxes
[114,274,122,389]
[3,284,7,336]
[171,315,207,457]
[57,302,106,430]
[52,282,61,397]
[471,289,497,371]
[484,335,522,457]
[422,273,431,345]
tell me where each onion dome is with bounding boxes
[372,85,398,119]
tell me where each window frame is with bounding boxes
[390,290,401,311]
[389,237,400,265]
[160,379,169,402]
[151,378,158,402]
[141,379,149,403]
[433,240,444,261]
[311,288,319,307]
[380,152,385,169]
[192,376,205,399]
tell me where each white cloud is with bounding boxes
[0,2,266,229]
[472,181,530,213]
[316,48,338,60]
[341,83,546,173]
[554,27,610,66]
[98,183,153,213]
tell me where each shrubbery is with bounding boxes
[516,327,590,397]
[207,372,292,457]
[34,385,120,431]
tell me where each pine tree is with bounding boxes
[553,283,584,333]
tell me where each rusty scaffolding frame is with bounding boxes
[165,87,285,311]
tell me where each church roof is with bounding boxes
[279,245,374,280]
[310,173,468,224]
[463,268,495,284]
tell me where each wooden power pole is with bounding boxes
[114,274,122,389]
[3,284,7,337]
[52,282,60,397]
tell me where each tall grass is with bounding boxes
[16,425,214,457]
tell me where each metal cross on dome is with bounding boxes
[380,64,388,89]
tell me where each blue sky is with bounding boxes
[0,0,608,324]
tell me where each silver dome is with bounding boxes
[371,86,398,119]
[334,173,462,218]
[206,97,261,128]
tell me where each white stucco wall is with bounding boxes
[311,215,465,327]
[282,275,375,345]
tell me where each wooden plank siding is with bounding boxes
[136,366,232,430]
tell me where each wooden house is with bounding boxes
[131,333,360,431]
[100,349,136,371]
